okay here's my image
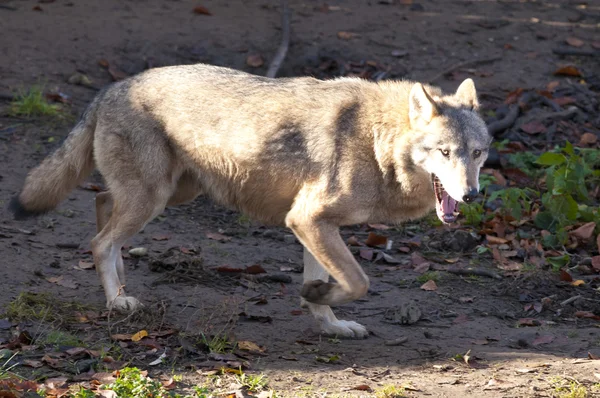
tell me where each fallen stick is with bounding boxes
[427,56,501,84]
[560,295,581,306]
[487,104,519,136]
[431,264,502,280]
[266,0,291,78]
[553,47,598,57]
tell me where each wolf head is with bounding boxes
[407,79,492,224]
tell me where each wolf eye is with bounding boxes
[473,149,482,158]
[440,149,450,157]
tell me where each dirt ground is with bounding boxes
[1,0,600,397]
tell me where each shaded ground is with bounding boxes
[1,0,600,396]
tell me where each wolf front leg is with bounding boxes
[301,247,368,338]
[286,207,370,304]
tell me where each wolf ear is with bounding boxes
[455,78,479,110]
[409,83,439,124]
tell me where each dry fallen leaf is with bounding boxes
[131,330,148,342]
[566,36,585,47]
[238,340,266,353]
[554,65,583,77]
[579,132,597,146]
[46,275,78,289]
[520,121,547,135]
[571,280,585,287]
[193,5,212,15]
[486,235,509,245]
[246,54,264,68]
[575,311,600,320]
[359,248,374,261]
[337,31,359,40]
[420,280,437,291]
[532,335,554,346]
[365,232,388,247]
[570,222,596,240]
[78,260,95,270]
[351,384,372,391]
[152,234,170,241]
[593,256,600,272]
[206,232,231,242]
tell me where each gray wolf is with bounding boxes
[9,64,491,338]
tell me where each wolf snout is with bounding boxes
[462,188,478,203]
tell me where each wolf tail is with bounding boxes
[9,95,102,220]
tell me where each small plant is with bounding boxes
[201,333,233,353]
[103,367,170,397]
[487,187,537,220]
[43,330,83,348]
[375,384,405,398]
[235,371,269,393]
[71,386,96,398]
[10,86,60,118]
[551,377,589,398]
[417,271,439,284]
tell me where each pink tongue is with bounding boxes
[441,191,457,215]
[436,191,458,223]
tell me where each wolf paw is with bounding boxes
[321,319,368,339]
[107,296,142,312]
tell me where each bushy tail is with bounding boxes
[10,99,100,219]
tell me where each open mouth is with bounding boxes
[432,174,459,224]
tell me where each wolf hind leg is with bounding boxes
[301,247,368,339]
[91,184,171,312]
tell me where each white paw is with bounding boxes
[107,296,142,312]
[321,319,368,339]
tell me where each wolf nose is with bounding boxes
[462,188,478,203]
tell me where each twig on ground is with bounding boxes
[427,56,501,84]
[487,104,519,136]
[266,0,291,79]
[431,264,502,280]
[560,295,581,306]
[553,47,599,57]
[384,337,408,346]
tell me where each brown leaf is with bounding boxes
[554,65,583,77]
[518,318,541,327]
[546,81,560,91]
[192,5,212,15]
[472,339,489,345]
[98,59,110,68]
[502,168,532,186]
[206,232,231,242]
[78,260,95,270]
[592,256,600,272]
[505,88,524,104]
[579,132,597,146]
[237,340,266,353]
[152,234,170,241]
[80,182,105,192]
[245,264,266,274]
[420,280,437,291]
[359,248,374,261]
[46,275,78,289]
[532,335,554,346]
[454,314,469,324]
[489,169,507,187]
[571,280,585,287]
[246,54,264,68]
[347,236,361,246]
[487,235,509,245]
[32,5,43,11]
[411,252,427,266]
[21,359,43,368]
[566,37,585,47]
[365,232,388,247]
[560,269,573,282]
[521,121,547,135]
[368,223,390,230]
[110,334,132,341]
[413,262,430,274]
[553,97,576,107]
[459,296,474,303]
[290,310,303,316]
[337,31,359,40]
[351,384,372,391]
[496,261,522,271]
[570,222,596,240]
[398,246,411,253]
[107,65,128,81]
[575,311,600,321]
